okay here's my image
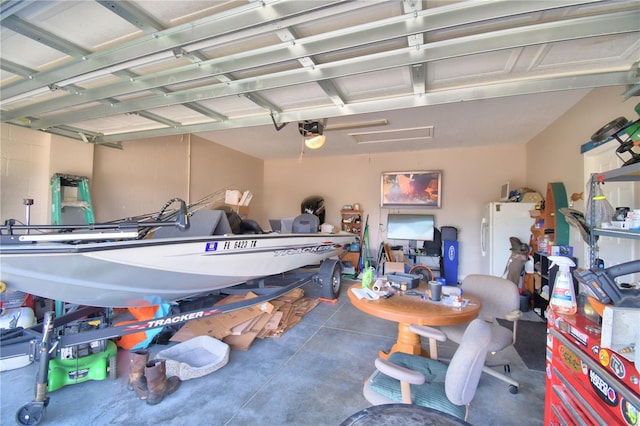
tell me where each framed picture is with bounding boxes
[381,171,442,208]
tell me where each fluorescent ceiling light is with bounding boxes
[355,136,434,145]
[350,126,433,144]
[324,119,389,131]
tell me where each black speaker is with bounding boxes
[441,226,458,242]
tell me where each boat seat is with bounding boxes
[152,209,231,238]
[214,206,265,234]
[239,219,264,234]
[291,213,319,233]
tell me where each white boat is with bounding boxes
[0,204,356,308]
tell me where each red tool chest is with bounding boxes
[545,310,639,425]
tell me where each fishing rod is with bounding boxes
[1,199,190,242]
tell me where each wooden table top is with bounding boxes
[347,282,481,326]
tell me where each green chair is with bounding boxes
[363,319,491,421]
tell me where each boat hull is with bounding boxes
[0,232,355,307]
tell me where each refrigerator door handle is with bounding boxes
[480,217,487,256]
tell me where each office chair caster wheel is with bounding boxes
[509,385,518,394]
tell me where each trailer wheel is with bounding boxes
[319,259,341,299]
[16,401,46,426]
[108,356,117,380]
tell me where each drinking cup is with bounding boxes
[428,280,442,302]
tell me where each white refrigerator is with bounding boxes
[481,202,535,277]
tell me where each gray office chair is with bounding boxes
[363,319,491,421]
[439,274,522,394]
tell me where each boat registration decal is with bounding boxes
[205,240,257,252]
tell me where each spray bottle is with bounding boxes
[548,256,577,315]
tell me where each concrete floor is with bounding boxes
[0,279,546,425]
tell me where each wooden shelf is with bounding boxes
[341,209,363,235]
[341,209,363,274]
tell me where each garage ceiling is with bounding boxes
[1,0,639,159]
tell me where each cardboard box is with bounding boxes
[224,203,249,218]
[225,190,242,205]
[390,250,404,262]
[384,261,405,274]
[170,293,267,342]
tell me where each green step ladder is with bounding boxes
[50,174,95,317]
[51,174,95,225]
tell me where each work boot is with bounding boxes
[128,349,150,399]
[145,359,181,405]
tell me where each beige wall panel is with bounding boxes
[189,134,264,222]
[49,135,94,180]
[91,134,264,223]
[91,135,190,221]
[0,124,51,224]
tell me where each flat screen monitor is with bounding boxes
[387,214,435,241]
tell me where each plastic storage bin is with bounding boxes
[155,336,230,381]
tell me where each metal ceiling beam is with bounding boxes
[25,11,639,129]
[129,111,180,128]
[403,0,425,95]
[96,0,165,33]
[316,81,346,107]
[1,15,91,58]
[242,93,281,114]
[0,58,36,77]
[0,0,351,99]
[88,71,633,144]
[410,65,426,96]
[112,68,229,122]
[1,0,604,119]
[0,0,32,22]
[181,103,228,122]
[274,27,346,107]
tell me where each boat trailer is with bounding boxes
[0,259,343,425]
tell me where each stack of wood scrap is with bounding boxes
[170,288,319,351]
